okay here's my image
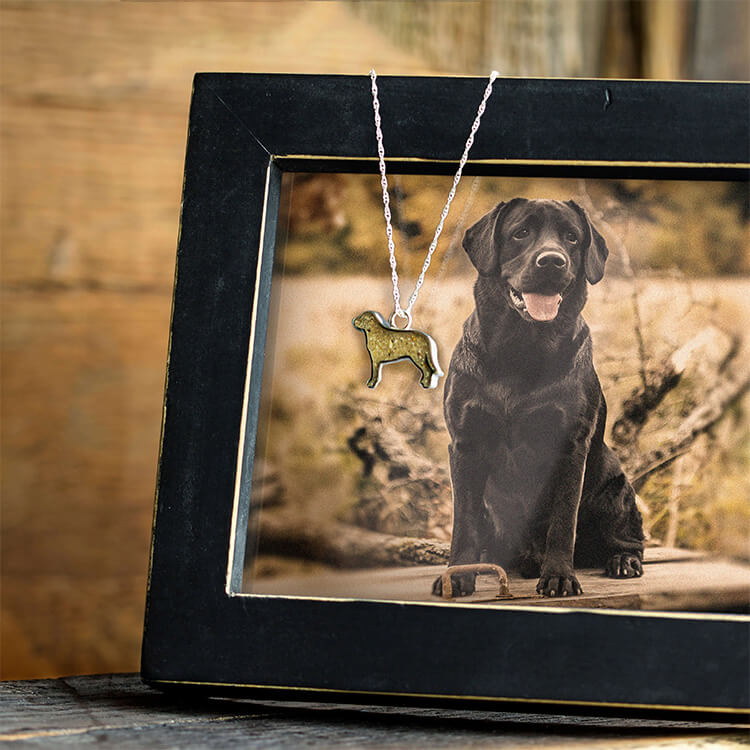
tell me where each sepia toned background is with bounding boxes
[1,1,748,679]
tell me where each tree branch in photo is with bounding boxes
[257,511,449,568]
[626,363,750,490]
[611,326,737,450]
[343,391,452,541]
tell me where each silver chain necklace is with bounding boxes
[353,70,499,390]
[372,68,498,329]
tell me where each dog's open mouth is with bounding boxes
[509,286,563,322]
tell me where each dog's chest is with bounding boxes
[478,379,515,414]
[474,374,578,447]
[476,375,558,417]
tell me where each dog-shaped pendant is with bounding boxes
[352,310,443,389]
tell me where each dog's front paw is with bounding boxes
[606,553,643,579]
[432,572,476,598]
[536,572,583,597]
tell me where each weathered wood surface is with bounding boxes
[0,674,744,747]
[251,547,750,612]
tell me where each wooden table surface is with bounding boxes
[0,674,746,748]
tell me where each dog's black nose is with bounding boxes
[535,250,568,269]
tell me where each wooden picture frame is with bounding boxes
[141,73,749,720]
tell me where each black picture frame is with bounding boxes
[141,73,750,720]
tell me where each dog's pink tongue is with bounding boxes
[522,292,562,321]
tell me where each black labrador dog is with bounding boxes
[433,198,645,598]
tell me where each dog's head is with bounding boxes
[463,198,608,323]
[352,310,381,331]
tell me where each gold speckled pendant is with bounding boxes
[352,311,443,389]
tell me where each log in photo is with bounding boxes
[242,173,750,613]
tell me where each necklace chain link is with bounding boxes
[370,69,499,325]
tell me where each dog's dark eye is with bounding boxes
[565,231,578,244]
[512,227,529,240]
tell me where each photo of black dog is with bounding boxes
[433,198,646,598]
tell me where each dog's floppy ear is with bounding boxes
[566,200,608,284]
[462,198,524,275]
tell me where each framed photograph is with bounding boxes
[142,73,750,720]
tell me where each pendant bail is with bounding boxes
[389,309,413,329]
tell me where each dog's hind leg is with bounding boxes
[601,476,644,578]
[578,451,645,577]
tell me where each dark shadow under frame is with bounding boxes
[142,73,750,719]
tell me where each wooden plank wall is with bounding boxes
[0,1,430,680]
[351,0,749,80]
[350,0,607,76]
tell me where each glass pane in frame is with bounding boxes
[237,170,750,614]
